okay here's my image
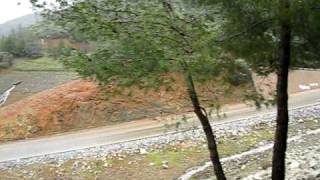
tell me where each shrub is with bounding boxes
[227,59,253,86]
[0,52,14,69]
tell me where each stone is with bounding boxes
[289,160,300,169]
[103,163,109,168]
[162,164,169,169]
[309,159,319,169]
[162,161,168,165]
[139,148,148,155]
[161,160,169,169]
[253,174,263,180]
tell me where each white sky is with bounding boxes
[0,0,37,24]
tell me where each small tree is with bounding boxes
[0,52,14,69]
[46,40,67,59]
[0,27,43,58]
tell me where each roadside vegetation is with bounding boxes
[13,57,66,72]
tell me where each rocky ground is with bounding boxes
[243,132,320,180]
[0,103,319,179]
[183,106,320,180]
[190,128,320,180]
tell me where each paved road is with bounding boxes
[0,89,319,162]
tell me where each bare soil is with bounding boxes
[0,73,250,142]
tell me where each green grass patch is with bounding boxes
[146,146,208,168]
[13,57,66,71]
[303,118,320,130]
[218,129,274,157]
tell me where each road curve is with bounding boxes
[0,89,320,163]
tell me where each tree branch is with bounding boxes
[215,18,273,43]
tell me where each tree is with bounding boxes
[272,0,291,178]
[204,0,320,178]
[0,52,14,69]
[29,0,259,179]
[46,40,67,59]
[0,27,43,58]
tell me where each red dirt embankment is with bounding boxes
[0,75,248,142]
[0,80,100,141]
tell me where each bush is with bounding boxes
[227,59,253,86]
[0,52,14,69]
[0,27,43,59]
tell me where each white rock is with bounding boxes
[162,164,169,169]
[103,162,109,167]
[162,161,168,165]
[297,119,304,123]
[149,162,155,166]
[289,160,300,169]
[139,148,148,155]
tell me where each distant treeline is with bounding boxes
[0,27,43,58]
[0,19,90,66]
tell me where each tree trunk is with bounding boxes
[183,68,226,180]
[272,0,291,179]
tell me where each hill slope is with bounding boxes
[0,78,250,142]
[0,14,41,36]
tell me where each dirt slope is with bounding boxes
[0,75,248,142]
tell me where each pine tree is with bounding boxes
[204,0,320,178]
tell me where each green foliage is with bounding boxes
[32,0,250,96]
[13,57,66,71]
[0,27,43,58]
[0,52,14,69]
[205,0,320,71]
[225,59,252,86]
[32,20,88,42]
[291,0,320,68]
[46,41,68,60]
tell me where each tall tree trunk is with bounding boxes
[272,0,291,179]
[183,66,226,180]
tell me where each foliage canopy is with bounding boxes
[32,0,252,95]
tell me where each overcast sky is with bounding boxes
[0,0,35,24]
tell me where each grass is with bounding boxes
[145,146,205,168]
[13,57,66,72]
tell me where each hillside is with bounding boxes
[0,14,41,36]
[0,77,250,142]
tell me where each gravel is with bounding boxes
[243,131,320,180]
